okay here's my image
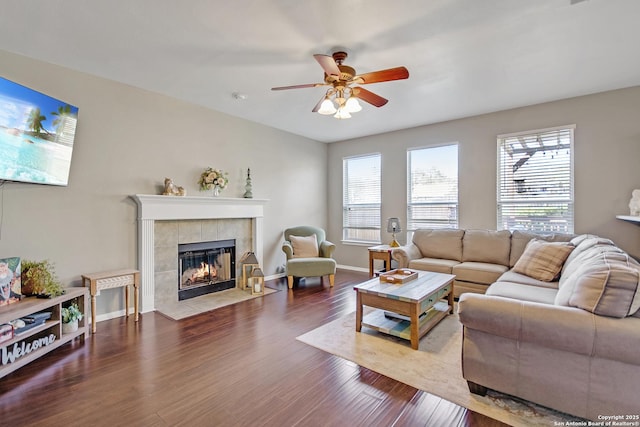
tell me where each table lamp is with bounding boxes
[387,217,402,247]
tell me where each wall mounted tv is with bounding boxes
[0,76,78,186]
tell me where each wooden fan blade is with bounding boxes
[313,54,341,77]
[354,66,409,85]
[352,87,388,107]
[271,83,325,91]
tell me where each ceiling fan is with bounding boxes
[271,51,409,119]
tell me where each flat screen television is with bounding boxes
[0,76,78,186]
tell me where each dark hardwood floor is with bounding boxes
[0,270,507,427]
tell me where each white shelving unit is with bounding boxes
[0,287,89,379]
[616,215,640,224]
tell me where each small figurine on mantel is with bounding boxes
[243,168,253,199]
[162,178,186,196]
[629,189,640,216]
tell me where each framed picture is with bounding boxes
[0,257,22,306]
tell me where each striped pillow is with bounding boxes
[513,239,575,282]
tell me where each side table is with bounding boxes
[81,269,140,333]
[368,245,394,278]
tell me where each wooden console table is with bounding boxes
[81,269,139,333]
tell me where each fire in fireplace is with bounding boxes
[178,239,236,300]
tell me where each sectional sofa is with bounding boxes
[392,228,574,297]
[392,229,640,421]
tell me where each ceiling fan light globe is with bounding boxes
[318,99,337,115]
[334,108,351,119]
[345,97,362,113]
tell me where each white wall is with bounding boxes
[0,49,327,316]
[328,86,640,268]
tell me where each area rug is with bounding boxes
[157,287,278,320]
[297,311,583,427]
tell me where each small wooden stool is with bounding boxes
[81,269,140,333]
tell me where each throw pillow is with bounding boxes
[513,239,575,282]
[556,251,640,318]
[290,234,319,258]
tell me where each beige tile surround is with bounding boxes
[154,218,252,310]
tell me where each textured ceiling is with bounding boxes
[0,0,639,142]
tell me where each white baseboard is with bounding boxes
[266,272,286,281]
[337,264,368,273]
[95,309,131,324]
[267,266,368,277]
[268,266,368,277]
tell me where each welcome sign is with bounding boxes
[1,334,56,365]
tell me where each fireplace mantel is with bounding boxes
[132,194,267,221]
[131,194,267,313]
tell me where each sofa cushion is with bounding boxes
[290,234,319,258]
[555,251,640,318]
[462,229,511,266]
[412,228,464,261]
[453,262,509,285]
[509,230,574,267]
[486,281,558,304]
[286,257,336,276]
[408,257,459,274]
[561,236,620,279]
[497,270,559,290]
[568,233,612,248]
[512,239,574,282]
[453,280,488,296]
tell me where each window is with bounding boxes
[497,125,574,233]
[343,154,381,243]
[407,144,458,230]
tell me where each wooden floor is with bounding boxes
[0,270,507,427]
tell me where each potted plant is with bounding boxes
[21,259,65,298]
[61,302,83,334]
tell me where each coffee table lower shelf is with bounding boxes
[362,304,450,343]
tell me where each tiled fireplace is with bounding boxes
[131,195,266,313]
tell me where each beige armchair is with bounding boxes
[282,226,336,289]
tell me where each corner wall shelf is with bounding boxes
[616,215,640,224]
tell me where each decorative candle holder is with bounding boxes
[243,168,253,199]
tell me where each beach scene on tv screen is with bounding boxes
[0,77,78,186]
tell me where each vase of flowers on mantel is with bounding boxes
[198,167,228,197]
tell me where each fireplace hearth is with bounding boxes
[178,239,236,300]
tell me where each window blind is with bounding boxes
[343,154,381,243]
[497,126,574,233]
[407,144,458,230]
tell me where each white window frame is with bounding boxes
[407,144,459,233]
[497,125,575,233]
[342,153,381,244]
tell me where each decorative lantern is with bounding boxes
[240,252,259,290]
[249,267,264,295]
